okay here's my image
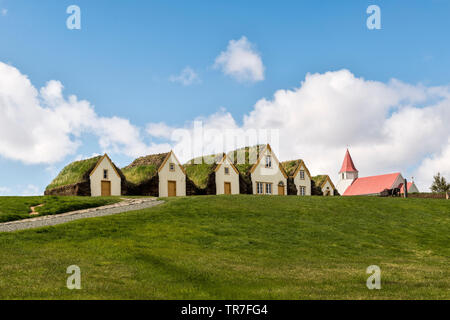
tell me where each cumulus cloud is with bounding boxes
[0,62,154,164]
[146,70,450,191]
[169,66,200,86]
[214,36,265,83]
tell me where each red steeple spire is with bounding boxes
[339,149,358,173]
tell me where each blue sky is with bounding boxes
[1,0,450,194]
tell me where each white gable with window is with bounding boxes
[89,154,122,197]
[292,161,312,196]
[158,151,186,197]
[215,154,239,195]
[250,145,287,195]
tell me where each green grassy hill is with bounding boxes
[0,195,448,299]
[0,196,120,223]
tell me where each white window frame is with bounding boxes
[266,183,272,194]
[300,170,305,180]
[265,155,272,168]
[257,182,264,194]
[299,186,306,196]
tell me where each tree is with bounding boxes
[430,173,450,193]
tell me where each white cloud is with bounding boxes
[0,186,11,195]
[146,70,450,191]
[21,184,40,196]
[169,66,200,86]
[0,62,155,164]
[214,36,265,83]
[1,9,7,16]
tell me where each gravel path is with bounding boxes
[0,198,164,233]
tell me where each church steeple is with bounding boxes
[339,149,358,173]
[336,149,358,195]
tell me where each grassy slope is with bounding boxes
[0,195,449,299]
[0,196,120,223]
[46,157,101,190]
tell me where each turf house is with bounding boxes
[45,154,127,196]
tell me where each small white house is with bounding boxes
[313,175,336,196]
[89,154,122,197]
[249,144,288,195]
[282,160,312,196]
[158,151,187,197]
[214,154,240,195]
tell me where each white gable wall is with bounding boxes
[90,157,121,196]
[293,164,311,196]
[158,153,186,197]
[409,182,419,193]
[215,157,239,195]
[321,180,334,196]
[251,147,287,195]
[391,174,405,190]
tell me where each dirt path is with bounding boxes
[30,204,44,216]
[0,198,163,233]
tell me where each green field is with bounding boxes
[0,196,120,223]
[0,195,448,299]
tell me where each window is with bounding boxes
[299,186,306,196]
[342,173,344,179]
[266,183,272,194]
[300,170,305,180]
[103,169,108,179]
[265,155,272,168]
[224,167,230,175]
[257,182,264,194]
[169,163,175,171]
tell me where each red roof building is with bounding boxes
[336,149,418,196]
[343,172,404,196]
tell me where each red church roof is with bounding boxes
[339,149,358,173]
[343,173,402,196]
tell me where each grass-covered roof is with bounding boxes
[46,156,102,191]
[281,159,304,177]
[184,154,224,189]
[226,144,266,175]
[122,153,169,185]
[312,175,328,187]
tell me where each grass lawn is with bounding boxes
[0,195,448,299]
[0,196,121,223]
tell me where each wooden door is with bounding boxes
[168,181,177,197]
[278,185,285,195]
[101,181,111,196]
[224,182,231,195]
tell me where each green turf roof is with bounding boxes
[312,175,328,187]
[46,156,102,191]
[122,153,169,185]
[183,154,224,189]
[226,144,266,175]
[281,159,305,177]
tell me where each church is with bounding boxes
[336,149,419,196]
